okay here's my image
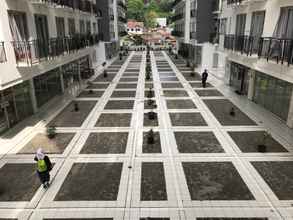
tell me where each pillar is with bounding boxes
[59,67,65,93]
[184,0,191,44]
[286,90,293,128]
[29,78,38,114]
[247,69,255,101]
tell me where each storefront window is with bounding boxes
[80,56,90,79]
[253,72,293,120]
[62,61,79,88]
[230,62,249,95]
[0,81,33,133]
[34,68,62,108]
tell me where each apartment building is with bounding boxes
[0,0,101,133]
[217,0,293,127]
[97,0,127,59]
[172,0,221,67]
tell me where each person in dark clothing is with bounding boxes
[34,148,52,189]
[201,69,209,88]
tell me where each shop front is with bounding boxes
[253,71,293,121]
[34,68,62,108]
[0,81,33,133]
[230,62,249,95]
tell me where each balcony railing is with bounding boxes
[224,35,259,55]
[12,34,100,66]
[227,0,243,5]
[258,37,293,66]
[117,1,127,11]
[171,31,184,37]
[31,0,93,13]
[173,0,181,7]
[224,35,293,66]
[0,42,7,63]
[190,32,196,39]
[118,16,127,23]
[172,13,184,22]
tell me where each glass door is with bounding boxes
[35,14,49,59]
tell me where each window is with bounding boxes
[80,20,85,34]
[56,17,65,37]
[273,7,293,38]
[68,18,75,35]
[86,21,91,34]
[235,14,246,35]
[8,10,29,41]
[219,18,227,35]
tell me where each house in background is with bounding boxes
[127,20,144,35]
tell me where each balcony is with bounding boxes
[12,34,99,66]
[190,32,196,39]
[30,0,93,14]
[171,31,184,37]
[172,13,184,22]
[0,42,7,63]
[172,0,182,7]
[258,37,293,66]
[224,35,258,55]
[224,35,293,66]
[117,1,127,11]
[118,16,127,23]
[227,0,243,5]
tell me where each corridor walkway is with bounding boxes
[0,51,292,220]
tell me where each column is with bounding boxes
[247,69,255,100]
[59,67,65,93]
[29,79,38,114]
[286,90,293,128]
[184,0,191,43]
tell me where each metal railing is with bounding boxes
[224,35,293,66]
[171,31,184,37]
[12,34,100,66]
[258,37,293,66]
[227,0,243,5]
[31,0,93,13]
[172,13,184,22]
[117,0,127,11]
[224,34,259,55]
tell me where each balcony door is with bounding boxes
[56,17,65,37]
[35,14,49,59]
[274,7,293,39]
[235,14,246,36]
[250,11,265,53]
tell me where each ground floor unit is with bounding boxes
[0,50,292,219]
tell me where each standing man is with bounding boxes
[201,69,209,88]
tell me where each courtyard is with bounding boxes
[0,51,292,220]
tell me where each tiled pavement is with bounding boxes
[0,51,293,220]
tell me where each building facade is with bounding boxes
[0,0,101,133]
[172,0,221,68]
[97,0,127,59]
[216,0,293,127]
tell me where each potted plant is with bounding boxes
[258,131,270,153]
[47,126,56,139]
[147,129,155,144]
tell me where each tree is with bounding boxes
[127,0,145,21]
[145,10,158,28]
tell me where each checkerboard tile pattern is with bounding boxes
[0,51,291,220]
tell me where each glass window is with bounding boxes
[68,18,76,35]
[253,71,293,120]
[34,69,62,108]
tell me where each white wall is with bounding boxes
[0,0,99,90]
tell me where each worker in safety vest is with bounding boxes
[34,148,52,189]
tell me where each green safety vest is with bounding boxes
[37,159,47,172]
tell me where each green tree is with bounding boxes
[145,10,158,28]
[126,0,145,21]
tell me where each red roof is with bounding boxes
[127,20,144,29]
